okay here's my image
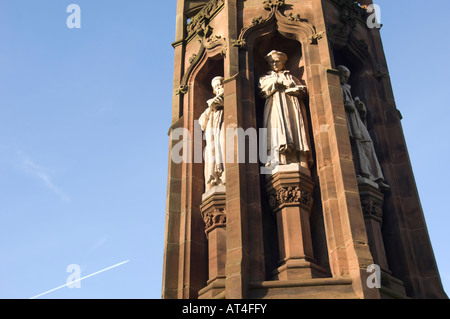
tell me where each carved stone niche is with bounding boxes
[198,185,226,299]
[266,164,327,280]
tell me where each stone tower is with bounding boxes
[162,0,447,299]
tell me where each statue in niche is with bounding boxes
[259,50,313,169]
[199,76,226,192]
[337,65,389,190]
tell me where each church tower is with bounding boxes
[162,0,447,299]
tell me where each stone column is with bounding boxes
[358,178,389,271]
[266,164,327,280]
[358,178,406,297]
[198,186,227,299]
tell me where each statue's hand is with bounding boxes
[285,87,299,96]
[285,85,307,96]
[298,85,307,93]
[210,98,224,111]
[354,97,365,109]
[215,95,224,103]
[354,97,367,117]
[276,77,286,89]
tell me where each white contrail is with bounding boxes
[30,260,130,299]
[18,153,71,202]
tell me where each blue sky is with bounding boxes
[0,1,448,299]
[0,0,175,299]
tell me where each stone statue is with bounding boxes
[259,50,312,169]
[199,76,226,192]
[337,65,388,190]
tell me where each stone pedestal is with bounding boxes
[266,164,327,280]
[198,186,227,299]
[358,178,406,297]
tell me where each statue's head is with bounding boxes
[265,50,288,72]
[337,65,351,84]
[211,76,224,96]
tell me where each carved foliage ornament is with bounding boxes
[233,0,320,50]
[186,0,225,39]
[175,85,188,96]
[263,0,286,11]
[203,208,226,232]
[269,186,312,211]
[310,31,325,45]
[204,34,227,55]
[361,197,383,221]
[286,13,302,22]
[329,0,368,32]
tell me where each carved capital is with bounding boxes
[203,208,227,233]
[358,179,385,223]
[268,186,312,211]
[361,197,383,221]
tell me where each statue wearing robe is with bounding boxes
[198,76,226,191]
[338,65,388,189]
[259,50,312,169]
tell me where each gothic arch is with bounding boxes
[177,34,227,97]
[234,4,318,50]
[331,34,377,74]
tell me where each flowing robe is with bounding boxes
[341,83,384,182]
[198,94,225,188]
[259,70,310,164]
